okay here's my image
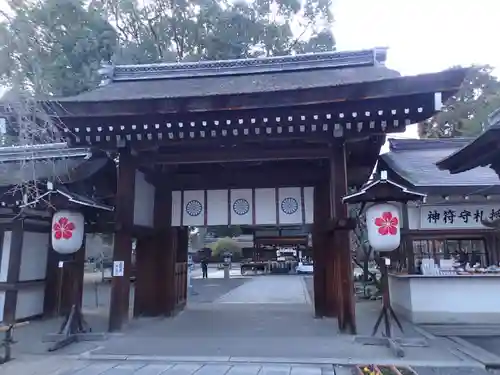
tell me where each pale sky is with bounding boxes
[332,0,500,149]
[334,0,500,76]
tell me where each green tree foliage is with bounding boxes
[209,237,242,256]
[0,0,117,96]
[99,0,334,64]
[0,0,336,96]
[208,225,243,238]
[419,65,500,138]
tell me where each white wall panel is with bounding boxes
[171,191,182,227]
[303,187,314,224]
[19,232,49,282]
[0,291,4,323]
[0,231,11,282]
[207,190,228,226]
[230,189,253,225]
[254,188,277,225]
[133,171,155,227]
[16,285,45,320]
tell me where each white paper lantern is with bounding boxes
[365,203,400,252]
[52,210,84,254]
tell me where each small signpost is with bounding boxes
[113,261,125,277]
[223,252,232,279]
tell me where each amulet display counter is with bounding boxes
[389,273,500,324]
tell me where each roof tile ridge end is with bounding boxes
[98,64,115,86]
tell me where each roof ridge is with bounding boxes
[98,48,388,84]
[381,140,500,192]
[388,137,475,151]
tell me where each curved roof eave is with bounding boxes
[436,128,500,174]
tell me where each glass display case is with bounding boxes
[412,238,488,268]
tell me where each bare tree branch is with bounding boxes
[0,1,72,208]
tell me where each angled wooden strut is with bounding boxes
[44,261,106,351]
[47,304,90,352]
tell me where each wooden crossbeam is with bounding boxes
[0,321,29,333]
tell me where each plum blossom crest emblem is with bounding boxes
[53,217,75,240]
[374,211,398,236]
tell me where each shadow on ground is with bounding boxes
[189,278,249,303]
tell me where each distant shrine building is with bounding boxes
[380,138,500,271]
[0,48,466,333]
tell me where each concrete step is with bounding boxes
[419,324,500,337]
[447,336,500,368]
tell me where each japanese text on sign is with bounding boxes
[421,205,500,229]
[113,261,125,277]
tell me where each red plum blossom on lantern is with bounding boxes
[53,217,75,240]
[374,211,399,236]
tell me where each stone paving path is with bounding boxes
[7,274,498,374]
[215,275,309,304]
[2,357,497,375]
[1,357,336,375]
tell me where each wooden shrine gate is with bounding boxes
[39,48,465,334]
[113,147,355,332]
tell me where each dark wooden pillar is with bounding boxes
[109,150,136,331]
[43,241,60,317]
[490,234,499,266]
[2,220,24,323]
[177,227,188,262]
[154,179,177,316]
[401,204,415,274]
[133,234,157,317]
[176,227,188,308]
[329,144,356,334]
[73,239,86,308]
[324,157,339,319]
[43,235,85,317]
[312,180,329,318]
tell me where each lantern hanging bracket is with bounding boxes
[342,170,426,204]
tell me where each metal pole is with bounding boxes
[100,251,105,283]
